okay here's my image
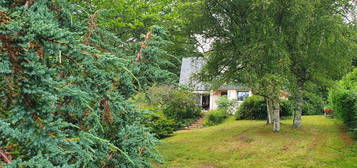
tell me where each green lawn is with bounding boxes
[155,116,357,168]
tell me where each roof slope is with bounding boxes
[179,57,207,91]
[179,57,248,91]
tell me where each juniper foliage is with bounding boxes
[0,0,159,167]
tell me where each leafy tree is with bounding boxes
[196,0,291,132]
[192,0,355,130]
[0,0,158,167]
[281,0,355,128]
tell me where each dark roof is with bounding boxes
[179,57,247,91]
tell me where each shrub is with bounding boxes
[302,92,324,115]
[144,111,176,138]
[132,86,202,135]
[329,68,357,137]
[280,99,295,118]
[204,109,229,126]
[162,89,201,127]
[330,91,357,137]
[236,96,267,120]
[0,1,159,167]
[217,96,236,114]
[235,96,293,120]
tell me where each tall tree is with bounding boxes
[282,0,355,128]
[197,0,290,132]
[192,0,355,130]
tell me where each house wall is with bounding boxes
[209,90,221,110]
[209,89,252,112]
[203,89,287,113]
[227,90,237,100]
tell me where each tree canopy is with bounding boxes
[193,0,355,131]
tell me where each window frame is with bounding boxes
[237,91,250,101]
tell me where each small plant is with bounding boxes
[217,96,236,114]
[204,109,228,126]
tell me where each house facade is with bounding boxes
[179,57,252,112]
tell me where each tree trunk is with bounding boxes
[271,98,280,132]
[266,98,273,124]
[293,85,304,128]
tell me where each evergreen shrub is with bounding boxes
[143,111,176,138]
[0,1,159,167]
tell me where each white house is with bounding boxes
[179,57,252,111]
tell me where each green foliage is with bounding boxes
[329,69,357,137]
[0,0,160,167]
[280,100,295,118]
[216,96,236,114]
[235,96,267,120]
[130,26,178,88]
[143,111,176,138]
[143,84,173,107]
[163,89,201,127]
[302,92,324,115]
[235,96,293,120]
[203,109,228,126]
[132,85,201,136]
[193,0,355,128]
[71,0,202,79]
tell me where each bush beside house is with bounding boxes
[203,96,232,126]
[216,96,236,114]
[235,96,294,120]
[204,109,228,126]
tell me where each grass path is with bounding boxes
[155,116,357,168]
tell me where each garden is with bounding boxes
[0,0,355,167]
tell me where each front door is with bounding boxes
[202,94,210,110]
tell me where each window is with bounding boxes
[237,91,249,101]
[221,91,227,96]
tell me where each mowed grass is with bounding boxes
[155,116,357,168]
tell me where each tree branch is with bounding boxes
[0,149,11,164]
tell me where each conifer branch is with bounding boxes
[0,34,27,78]
[136,31,152,62]
[100,98,113,123]
[24,0,35,8]
[0,149,11,164]
[0,10,11,24]
[83,10,102,46]
[39,36,99,58]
